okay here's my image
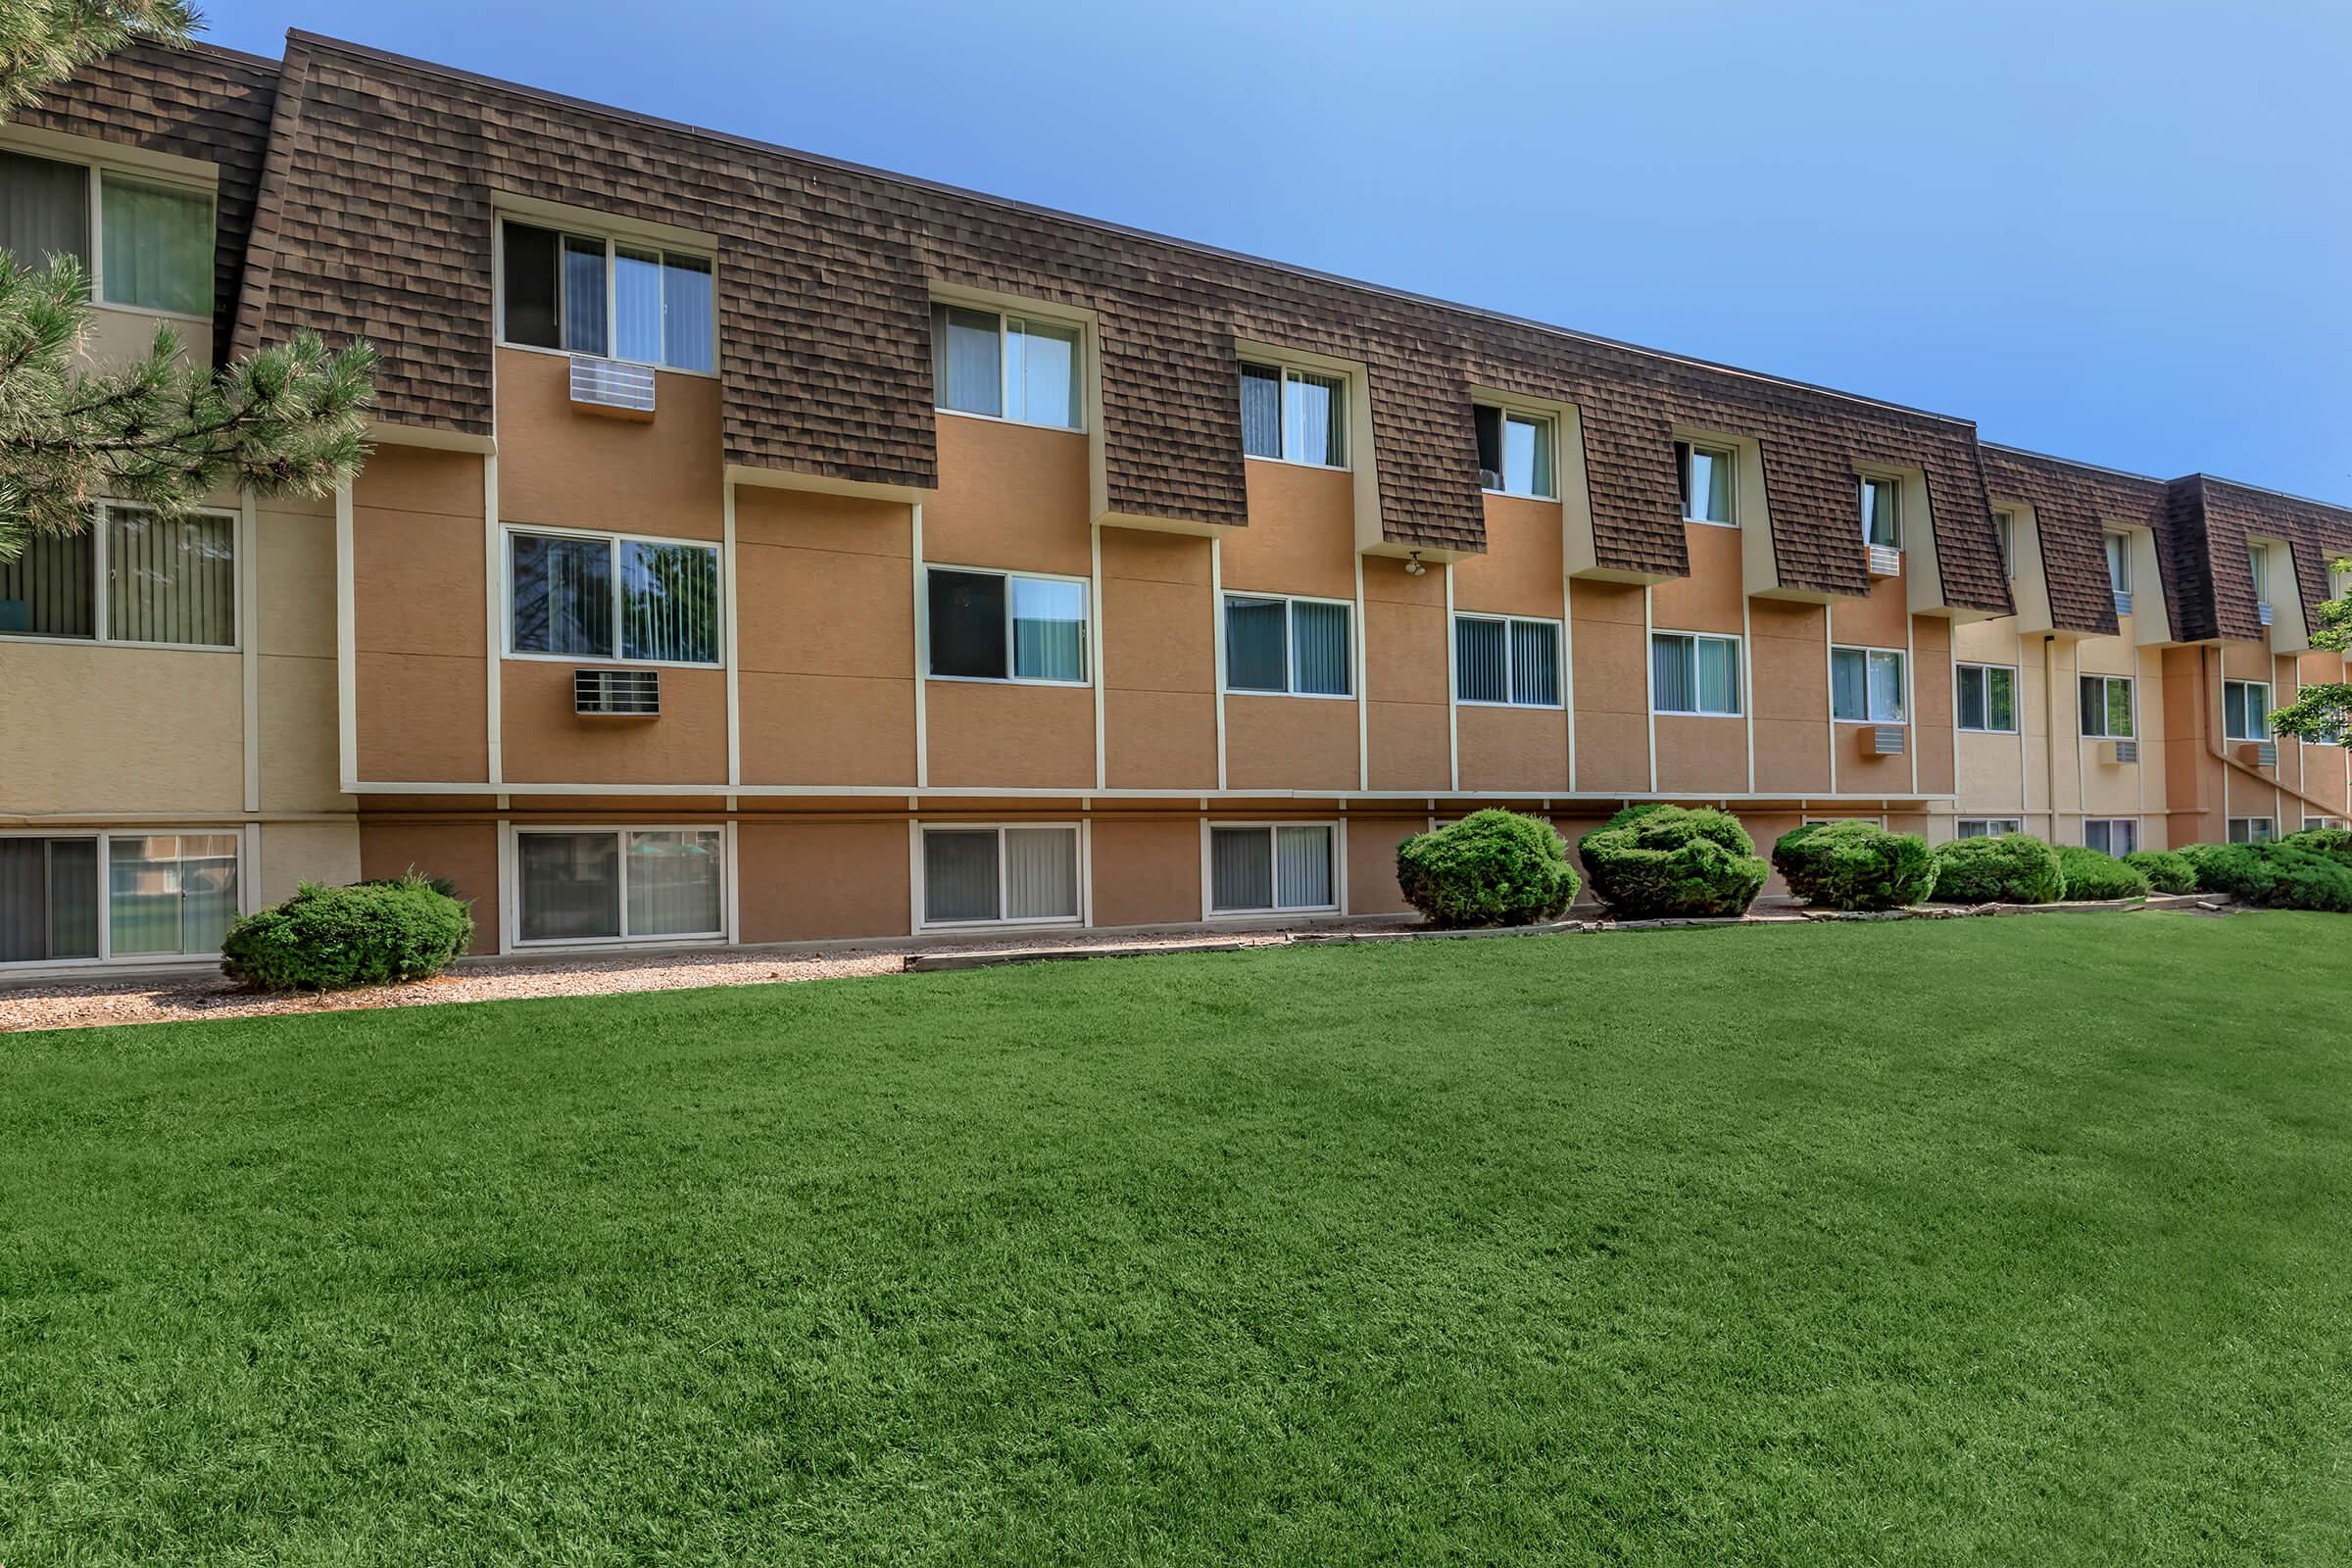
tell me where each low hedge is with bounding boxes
[1770,821,1936,910]
[2178,841,2352,911]
[2280,827,2352,871]
[2180,842,2275,903]
[1578,806,1768,919]
[220,872,474,992]
[1396,809,1580,928]
[2123,850,2198,895]
[2053,845,2151,902]
[1928,833,2066,905]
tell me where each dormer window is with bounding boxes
[931,303,1083,430]
[500,219,715,372]
[1677,442,1736,525]
[2248,542,2273,620]
[1474,406,1555,498]
[1240,362,1347,467]
[2105,533,2131,593]
[0,149,214,318]
[1993,511,2016,577]
[1860,476,1902,550]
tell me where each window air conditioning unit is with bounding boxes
[2112,589,2133,618]
[2257,600,2275,627]
[574,667,660,716]
[2102,739,2139,765]
[1866,544,1903,579]
[568,355,657,420]
[2237,740,2278,770]
[1862,724,1906,757]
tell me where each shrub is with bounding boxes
[2246,845,2352,912]
[1770,821,1936,910]
[1396,809,1581,928]
[221,873,474,992]
[1928,833,2066,905]
[2053,845,2151,902]
[1578,806,1768,918]
[2124,850,2198,895]
[2179,842,2276,902]
[2280,827,2352,871]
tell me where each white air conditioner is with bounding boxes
[1866,544,1903,579]
[568,355,657,419]
[1862,724,1906,757]
[2102,740,2139,766]
[2112,589,2133,618]
[574,667,660,717]
[2257,600,2275,627]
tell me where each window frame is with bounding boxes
[0,826,244,967]
[493,215,720,377]
[1859,473,1903,551]
[1238,360,1350,470]
[2104,531,2132,594]
[1955,818,2024,839]
[920,563,1093,688]
[1648,630,1742,717]
[1954,662,2019,734]
[0,144,220,323]
[1201,820,1344,917]
[928,301,1089,432]
[914,821,1087,931]
[1220,591,1355,700]
[509,824,728,949]
[2247,542,2271,612]
[2224,679,2273,743]
[2083,818,2139,858]
[0,499,241,652]
[2075,673,2135,740]
[1453,612,1564,709]
[1992,510,2016,578]
[502,523,724,668]
[1474,404,1558,500]
[1677,440,1740,527]
[2228,817,2277,845]
[1829,644,1907,724]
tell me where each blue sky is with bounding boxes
[203,0,2352,503]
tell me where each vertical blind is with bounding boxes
[99,172,212,316]
[107,509,233,646]
[1651,634,1738,715]
[1239,364,1283,458]
[512,533,614,657]
[1006,318,1081,428]
[108,833,236,956]
[614,245,664,364]
[560,235,608,355]
[1004,828,1079,920]
[662,254,714,373]
[1290,602,1350,696]
[1009,577,1087,681]
[621,542,718,662]
[1209,827,1273,911]
[1275,825,1333,908]
[0,838,100,963]
[1224,597,1289,691]
[923,829,1001,923]
[1456,616,1508,703]
[932,304,1004,417]
[0,530,94,637]
[1511,619,1560,707]
[614,247,716,372]
[624,830,721,937]
[517,833,621,941]
[0,150,89,267]
[1285,370,1346,466]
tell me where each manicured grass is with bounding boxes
[6,914,2352,1565]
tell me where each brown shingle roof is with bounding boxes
[1980,446,2178,636]
[2182,475,2352,643]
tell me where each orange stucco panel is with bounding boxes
[494,348,723,539]
[923,415,1091,578]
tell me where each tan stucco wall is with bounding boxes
[495,348,722,539]
[1102,528,1215,789]
[1365,555,1446,791]
[353,447,488,783]
[1089,814,1203,928]
[738,817,910,942]
[0,642,242,813]
[1569,579,1646,792]
[358,816,500,956]
[259,820,362,905]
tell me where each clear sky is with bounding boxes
[200,0,2352,504]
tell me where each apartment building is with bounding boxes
[4,32,2349,970]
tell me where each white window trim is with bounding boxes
[1475,405,1559,501]
[1200,820,1345,917]
[1219,591,1355,700]
[1239,360,1351,471]
[502,523,724,669]
[1678,439,1740,527]
[913,821,1089,932]
[919,563,1093,688]
[508,824,729,949]
[1647,630,1742,717]
[1830,644,1908,724]
[2083,818,2139,855]
[2228,817,2278,845]
[492,215,720,378]
[1454,612,1564,709]
[1859,472,1904,551]
[0,500,241,652]
[1954,662,2020,734]
[929,302,1088,433]
[2306,816,2348,831]
[0,826,246,968]
[2078,673,2137,740]
[1956,818,2024,839]
[2224,679,2274,743]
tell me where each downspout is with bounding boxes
[2199,645,2342,823]
[2043,635,2063,840]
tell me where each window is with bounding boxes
[0,837,98,962]
[516,829,720,943]
[1474,407,1555,498]
[2105,532,2132,593]
[2078,674,2134,739]
[0,149,90,267]
[1208,824,1337,914]
[0,152,215,318]
[2084,819,2138,857]
[1650,632,1741,716]
[1224,594,1351,697]
[2330,565,2350,602]
[2248,542,2270,607]
[2224,680,2272,742]
[0,503,235,648]
[1992,511,2016,578]
[1956,818,2022,839]
[1955,663,2018,733]
[1861,476,1901,549]
[1239,362,1347,467]
[1,832,238,964]
[2229,817,2277,845]
[921,825,1081,926]
[508,529,719,664]
[1677,441,1736,525]
[1455,614,1561,707]
[930,303,1083,429]
[500,219,715,372]
[1830,647,1905,723]
[925,567,1088,683]
[2308,816,2349,831]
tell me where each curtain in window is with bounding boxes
[1009,319,1080,429]
[1286,371,1345,466]
[1010,577,1086,681]
[1224,597,1288,692]
[1504,415,1553,498]
[501,221,561,348]
[108,833,235,956]
[106,508,234,647]
[1867,651,1903,721]
[518,833,621,942]
[561,235,608,355]
[931,304,1003,416]
[929,568,1007,679]
[1862,479,1900,547]
[620,542,717,662]
[1210,827,1273,911]
[662,255,715,372]
[924,830,1000,923]
[2106,534,2131,591]
[1653,635,1695,712]
[1004,828,1079,920]
[1291,602,1350,696]
[0,151,89,267]
[0,529,93,637]
[99,173,211,316]
[1695,636,1737,714]
[512,534,613,657]
[1456,616,1508,703]
[1275,826,1332,909]
[1240,364,1282,458]
[624,830,721,937]
[1510,620,1560,707]
[0,838,100,962]
[1831,649,1866,720]
[614,245,663,364]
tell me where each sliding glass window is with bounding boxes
[1474,406,1555,498]
[509,529,720,664]
[516,829,722,944]
[925,567,1089,683]
[1239,362,1347,466]
[1455,614,1561,707]
[1224,594,1350,697]
[921,826,1082,927]
[1651,632,1741,716]
[930,303,1083,429]
[0,503,234,648]
[501,219,715,372]
[1208,824,1336,914]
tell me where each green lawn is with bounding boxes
[6,914,2352,1565]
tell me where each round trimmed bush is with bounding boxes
[2281,827,2352,870]
[1928,833,2066,904]
[1395,809,1580,928]
[2053,845,2151,902]
[2124,849,2198,895]
[1578,806,1767,918]
[1770,821,1936,910]
[221,872,474,992]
